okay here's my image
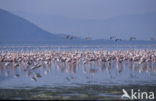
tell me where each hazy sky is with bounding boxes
[0,0,156,19]
[0,0,156,40]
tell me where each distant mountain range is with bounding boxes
[0,9,72,44]
[0,9,155,45]
[13,11,156,40]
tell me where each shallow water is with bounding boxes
[0,44,156,100]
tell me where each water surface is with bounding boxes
[0,44,156,100]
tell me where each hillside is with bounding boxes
[0,9,67,44]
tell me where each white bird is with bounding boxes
[31,77,37,81]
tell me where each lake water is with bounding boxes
[0,44,156,100]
